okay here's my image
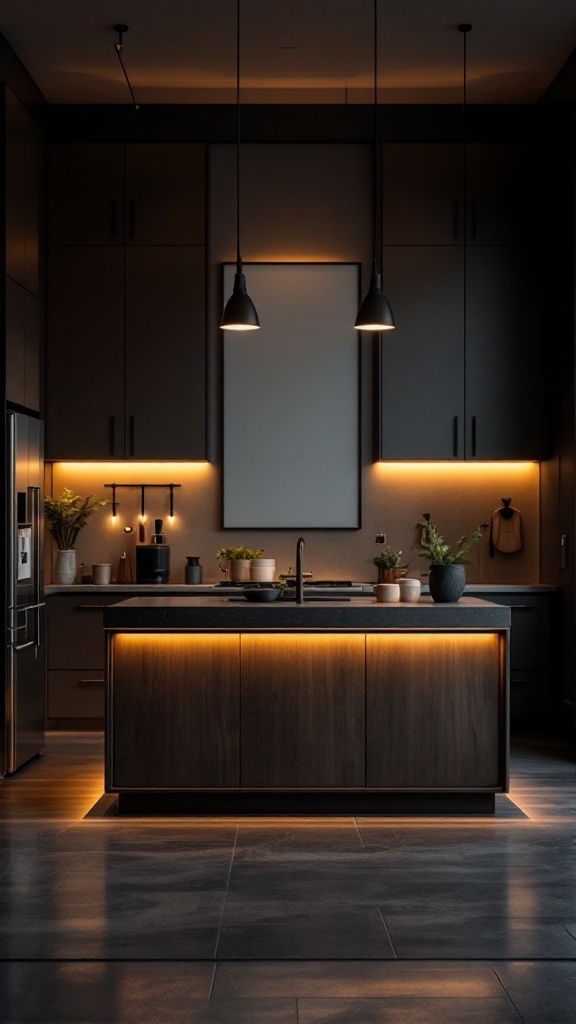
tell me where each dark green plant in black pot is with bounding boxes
[418,512,487,603]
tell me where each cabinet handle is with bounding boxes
[76,605,111,611]
[453,199,460,240]
[129,416,135,456]
[471,198,477,240]
[128,199,135,240]
[452,415,459,457]
[109,415,115,457]
[78,678,105,686]
[471,415,477,457]
[110,200,117,241]
[561,534,568,570]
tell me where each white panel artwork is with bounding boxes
[223,263,360,528]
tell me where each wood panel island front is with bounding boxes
[103,596,511,815]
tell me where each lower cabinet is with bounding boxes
[107,630,506,797]
[479,593,555,727]
[46,595,121,724]
[240,634,365,787]
[366,633,502,788]
[111,633,240,789]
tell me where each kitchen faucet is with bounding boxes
[296,536,305,605]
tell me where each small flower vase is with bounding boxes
[54,549,77,585]
[428,564,466,603]
[229,558,251,582]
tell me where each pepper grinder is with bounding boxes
[185,556,202,584]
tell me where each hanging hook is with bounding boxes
[113,23,140,110]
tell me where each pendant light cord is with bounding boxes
[371,0,380,276]
[236,0,242,275]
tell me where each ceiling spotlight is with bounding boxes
[113,23,140,110]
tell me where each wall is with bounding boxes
[46,142,541,585]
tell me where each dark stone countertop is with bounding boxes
[103,595,511,631]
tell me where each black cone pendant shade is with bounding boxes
[221,0,260,332]
[355,0,395,332]
[221,270,260,331]
[355,272,395,331]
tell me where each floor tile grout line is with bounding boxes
[352,817,367,850]
[378,907,398,960]
[212,822,239,961]
[491,964,529,1023]
[207,959,218,1000]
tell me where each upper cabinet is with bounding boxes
[46,142,207,460]
[47,143,205,246]
[382,143,533,247]
[4,86,42,413]
[379,142,547,461]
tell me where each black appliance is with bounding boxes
[136,544,170,584]
[3,411,45,775]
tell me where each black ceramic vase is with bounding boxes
[428,564,466,603]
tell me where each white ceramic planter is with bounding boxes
[54,549,77,585]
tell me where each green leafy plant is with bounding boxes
[44,488,106,550]
[216,546,263,560]
[418,512,487,566]
[372,545,403,569]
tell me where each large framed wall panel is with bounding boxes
[223,262,360,528]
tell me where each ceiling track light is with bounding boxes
[113,23,140,110]
[355,0,395,333]
[220,0,260,331]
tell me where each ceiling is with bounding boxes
[0,0,575,106]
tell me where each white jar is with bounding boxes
[399,578,421,602]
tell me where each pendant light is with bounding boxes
[221,0,260,331]
[354,0,395,332]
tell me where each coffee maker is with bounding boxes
[136,519,170,583]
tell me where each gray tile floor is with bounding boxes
[0,733,575,1022]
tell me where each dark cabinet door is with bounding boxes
[382,143,464,245]
[240,634,365,788]
[125,247,207,460]
[5,87,41,297]
[111,633,240,789]
[466,144,533,246]
[47,143,124,244]
[5,279,40,412]
[379,245,465,460]
[465,246,548,460]
[366,633,503,789]
[125,144,206,244]
[46,247,125,459]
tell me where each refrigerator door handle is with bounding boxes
[30,486,42,647]
[13,640,35,652]
[7,412,16,620]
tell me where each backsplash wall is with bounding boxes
[46,460,540,585]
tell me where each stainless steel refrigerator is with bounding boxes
[2,410,45,775]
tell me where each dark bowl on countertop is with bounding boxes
[242,587,281,602]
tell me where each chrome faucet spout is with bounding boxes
[296,536,305,605]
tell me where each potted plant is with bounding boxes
[45,488,107,584]
[216,545,264,583]
[372,544,407,584]
[418,512,487,602]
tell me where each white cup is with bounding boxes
[374,583,400,603]
[399,578,421,602]
[92,563,112,585]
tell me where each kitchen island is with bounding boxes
[104,596,510,815]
